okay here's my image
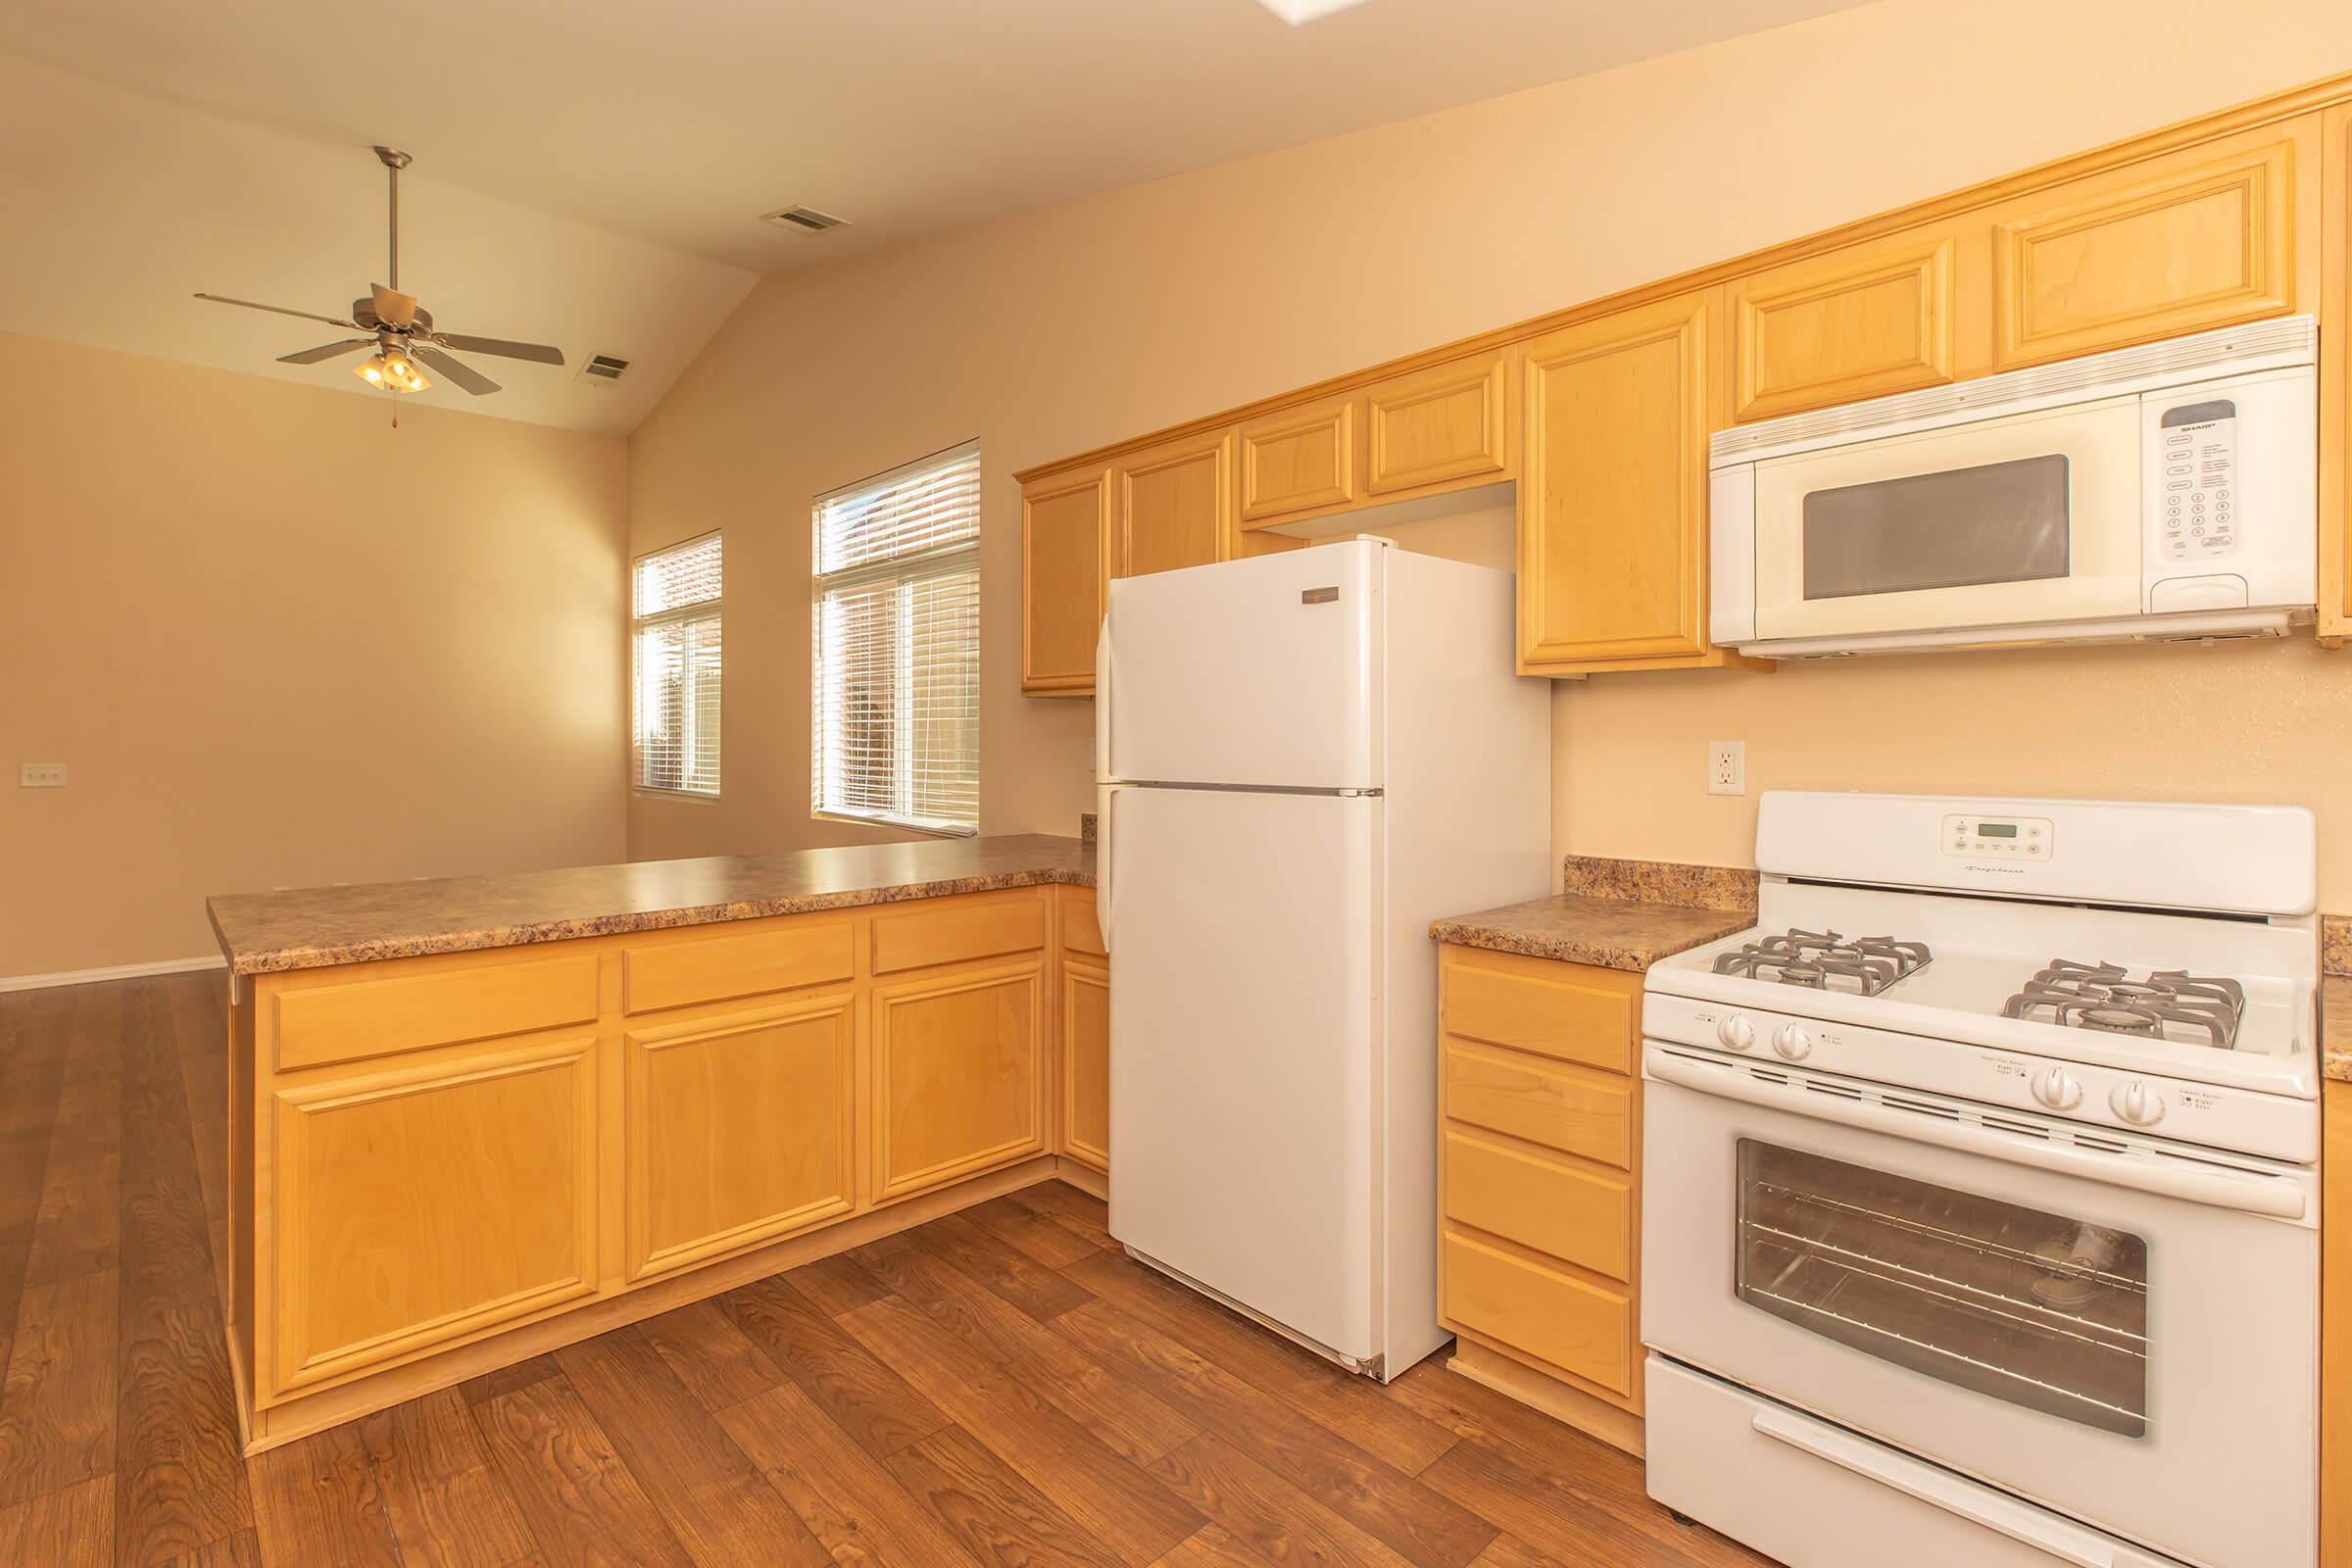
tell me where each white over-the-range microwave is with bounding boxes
[1708,316,2318,657]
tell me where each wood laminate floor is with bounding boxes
[0,971,1777,1567]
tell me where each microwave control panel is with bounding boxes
[2156,398,2236,562]
[1942,813,2052,859]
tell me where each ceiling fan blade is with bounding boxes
[370,282,418,331]
[277,338,376,366]
[193,293,360,329]
[432,332,564,367]
[413,345,500,396]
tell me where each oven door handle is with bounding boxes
[1748,1405,2116,1567]
[1646,1049,2308,1220]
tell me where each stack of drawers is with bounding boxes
[1436,942,1646,1451]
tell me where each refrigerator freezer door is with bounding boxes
[1102,542,1383,790]
[1107,785,1382,1364]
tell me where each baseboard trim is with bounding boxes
[0,954,225,995]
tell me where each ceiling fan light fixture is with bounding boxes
[355,350,430,393]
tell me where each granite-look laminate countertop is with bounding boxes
[2322,973,2351,1085]
[1430,894,1753,972]
[209,834,1094,976]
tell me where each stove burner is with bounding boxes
[1710,929,1932,998]
[1999,960,2246,1050]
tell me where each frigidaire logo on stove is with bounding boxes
[1964,863,2028,877]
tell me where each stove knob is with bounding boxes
[2111,1079,2165,1126]
[2031,1066,2082,1111]
[1716,1013,1756,1053]
[1771,1023,1813,1061]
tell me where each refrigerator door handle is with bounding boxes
[1097,784,1121,953]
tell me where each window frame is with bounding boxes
[629,529,724,802]
[809,441,982,839]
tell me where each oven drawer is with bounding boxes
[1643,1357,2180,1568]
[1443,1230,1632,1395]
[1443,1042,1632,1168]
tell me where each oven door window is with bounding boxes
[1736,1141,2147,1438]
[1801,454,2070,599]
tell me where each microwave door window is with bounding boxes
[1801,454,2072,600]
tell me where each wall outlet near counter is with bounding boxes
[19,762,66,789]
[1707,741,1744,797]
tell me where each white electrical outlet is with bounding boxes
[1707,741,1744,797]
[19,762,66,789]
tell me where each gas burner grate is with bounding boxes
[1711,929,1932,998]
[1999,959,2246,1050]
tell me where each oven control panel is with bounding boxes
[1941,813,2052,859]
[1641,988,2318,1167]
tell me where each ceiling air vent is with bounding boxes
[760,205,849,234]
[579,355,629,382]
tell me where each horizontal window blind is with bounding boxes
[812,443,980,836]
[633,533,721,796]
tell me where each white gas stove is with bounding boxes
[1640,793,2319,1568]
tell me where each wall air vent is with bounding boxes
[580,355,630,382]
[760,205,849,234]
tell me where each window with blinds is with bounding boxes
[632,532,721,796]
[812,441,980,836]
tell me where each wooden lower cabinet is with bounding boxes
[228,880,1106,1453]
[1437,943,1647,1453]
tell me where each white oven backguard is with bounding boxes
[1642,1047,2317,1568]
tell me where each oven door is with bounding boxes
[1749,397,2143,642]
[1642,1044,2316,1568]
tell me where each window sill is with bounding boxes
[811,808,977,841]
[633,787,721,804]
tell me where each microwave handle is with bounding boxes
[1748,1405,2115,1568]
[1645,1048,2307,1220]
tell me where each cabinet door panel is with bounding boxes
[1061,956,1109,1175]
[1519,292,1711,667]
[1366,351,1509,494]
[1993,135,2299,369]
[625,996,856,1282]
[1240,398,1354,521]
[1117,431,1233,578]
[270,1038,598,1396]
[872,959,1046,1200]
[1022,466,1109,695]
[1732,234,1956,421]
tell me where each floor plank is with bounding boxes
[715,1273,952,1459]
[246,1424,401,1568]
[885,1422,1131,1568]
[356,1388,538,1568]
[1147,1434,1421,1568]
[958,1191,1101,1270]
[631,1299,783,1414]
[0,1471,115,1564]
[714,1379,982,1567]
[0,1267,121,1508]
[779,1250,892,1319]
[469,1374,696,1568]
[913,1211,1096,1322]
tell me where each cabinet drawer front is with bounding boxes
[1444,1230,1633,1395]
[1241,399,1354,521]
[274,954,600,1073]
[1442,951,1636,1073]
[270,1040,599,1395]
[873,893,1048,974]
[1732,235,1955,421]
[1366,352,1508,494]
[1062,890,1104,957]
[872,959,1046,1200]
[1444,1042,1632,1168]
[622,920,854,1015]
[1444,1128,1631,1280]
[1992,137,2297,369]
[626,998,856,1281]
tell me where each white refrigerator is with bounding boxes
[1095,536,1548,1380]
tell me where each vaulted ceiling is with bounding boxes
[0,0,1876,431]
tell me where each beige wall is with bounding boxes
[628,0,2352,893]
[0,331,629,980]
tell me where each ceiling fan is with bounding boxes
[195,146,564,397]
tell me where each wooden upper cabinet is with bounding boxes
[1990,124,2311,370]
[1518,292,1714,671]
[1239,397,1355,523]
[2322,104,2351,643]
[1366,349,1510,495]
[1729,231,1964,421]
[1021,465,1108,697]
[1116,429,1234,578]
